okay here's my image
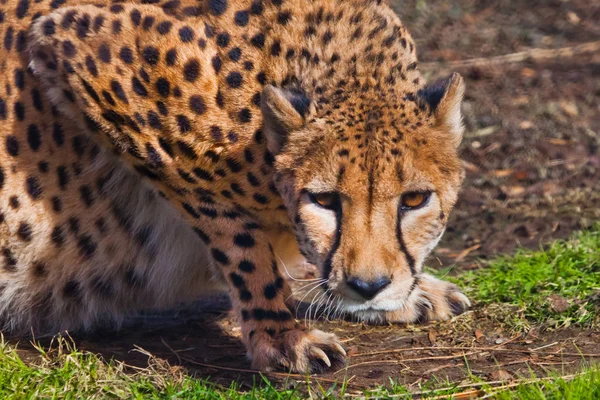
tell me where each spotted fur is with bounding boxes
[0,0,469,372]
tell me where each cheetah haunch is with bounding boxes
[0,0,469,372]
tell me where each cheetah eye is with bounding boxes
[400,191,431,210]
[308,192,341,211]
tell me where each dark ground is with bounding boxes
[14,0,600,394]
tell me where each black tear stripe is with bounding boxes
[396,205,416,276]
[323,206,343,287]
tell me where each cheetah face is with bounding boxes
[263,74,466,319]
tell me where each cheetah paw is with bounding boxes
[249,328,346,373]
[385,274,471,324]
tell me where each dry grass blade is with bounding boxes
[420,41,600,70]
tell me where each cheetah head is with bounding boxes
[263,73,466,321]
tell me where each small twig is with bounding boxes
[160,337,182,365]
[420,40,600,70]
[335,352,478,374]
[530,341,559,352]
[352,345,600,359]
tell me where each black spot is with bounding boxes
[270,41,281,56]
[79,185,94,207]
[141,46,160,67]
[4,27,13,51]
[238,260,256,273]
[111,19,122,34]
[234,233,255,248]
[250,33,265,48]
[240,289,252,302]
[50,226,65,247]
[250,0,263,14]
[178,26,194,42]
[229,272,245,288]
[211,248,230,265]
[226,71,243,88]
[14,102,25,121]
[53,123,64,146]
[27,125,41,151]
[156,20,172,34]
[116,47,133,64]
[9,196,20,209]
[165,49,178,66]
[26,176,43,200]
[177,141,197,159]
[85,55,98,77]
[226,158,242,173]
[208,0,227,15]
[130,9,141,25]
[16,0,29,19]
[225,47,242,62]
[211,55,222,73]
[111,80,129,104]
[277,11,291,25]
[193,168,213,181]
[51,196,62,212]
[189,95,206,114]
[98,43,111,63]
[3,136,17,156]
[147,111,162,130]
[198,207,217,218]
[43,19,56,36]
[62,40,77,58]
[76,13,91,38]
[93,15,105,32]
[56,166,70,189]
[234,10,249,26]
[14,69,24,90]
[156,78,171,97]
[110,4,123,13]
[32,261,47,277]
[192,227,211,244]
[183,59,200,82]
[17,222,32,242]
[216,32,230,48]
[142,16,155,30]
[176,115,192,134]
[0,99,6,120]
[264,283,277,299]
[132,77,148,96]
[77,234,97,259]
[238,108,252,123]
[63,280,81,298]
[31,88,43,111]
[253,193,268,204]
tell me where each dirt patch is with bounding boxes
[9,0,600,393]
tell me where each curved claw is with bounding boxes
[333,342,347,356]
[310,347,331,367]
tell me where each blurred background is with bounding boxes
[388,0,600,269]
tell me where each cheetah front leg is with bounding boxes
[195,211,346,372]
[383,274,471,324]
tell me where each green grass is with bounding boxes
[1,225,599,399]
[1,337,599,399]
[448,223,600,328]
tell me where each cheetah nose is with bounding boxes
[346,276,391,300]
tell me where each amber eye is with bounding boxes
[400,192,431,210]
[309,192,340,210]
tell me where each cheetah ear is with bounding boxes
[418,72,465,147]
[261,85,314,155]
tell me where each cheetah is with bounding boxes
[0,0,470,372]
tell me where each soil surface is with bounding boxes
[12,0,600,394]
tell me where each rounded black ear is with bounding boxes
[261,85,313,155]
[418,72,465,147]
